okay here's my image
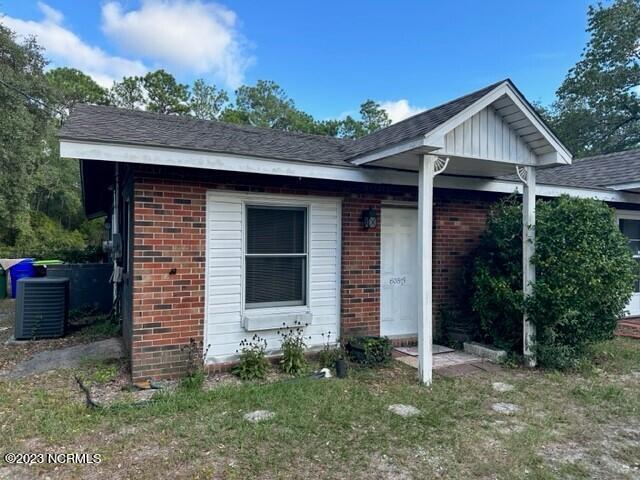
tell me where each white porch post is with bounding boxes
[418,155,449,384]
[518,165,537,367]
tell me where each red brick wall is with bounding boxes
[432,190,498,339]
[128,164,499,379]
[131,179,207,379]
[341,197,381,337]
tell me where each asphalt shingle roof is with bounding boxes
[345,80,507,158]
[59,80,509,165]
[501,149,640,190]
[60,105,354,166]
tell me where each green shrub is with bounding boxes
[345,336,392,366]
[0,213,104,262]
[278,322,309,375]
[470,195,635,368]
[232,335,269,381]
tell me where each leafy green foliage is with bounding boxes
[0,24,52,245]
[109,76,145,109]
[469,196,525,352]
[46,67,108,114]
[345,336,392,366]
[470,195,635,368]
[278,321,309,375]
[0,28,104,256]
[547,0,640,156]
[232,335,269,381]
[339,99,391,138]
[143,70,190,115]
[189,78,229,120]
[0,212,103,262]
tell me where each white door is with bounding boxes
[618,215,640,317]
[381,207,418,336]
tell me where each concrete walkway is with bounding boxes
[394,346,503,377]
[0,338,124,379]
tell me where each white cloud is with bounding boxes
[101,0,252,87]
[2,2,147,87]
[379,99,426,124]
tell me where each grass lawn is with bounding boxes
[0,303,639,479]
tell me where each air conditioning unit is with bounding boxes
[15,278,69,340]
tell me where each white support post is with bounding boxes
[418,155,449,384]
[517,165,537,367]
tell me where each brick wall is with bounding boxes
[432,190,498,339]
[128,164,498,379]
[131,178,207,379]
[341,197,382,337]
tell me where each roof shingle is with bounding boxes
[501,149,640,189]
[59,80,510,165]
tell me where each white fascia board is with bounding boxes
[606,181,640,191]
[60,140,418,186]
[349,137,433,165]
[60,140,640,204]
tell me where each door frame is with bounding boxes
[380,205,419,337]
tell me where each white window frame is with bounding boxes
[241,199,311,315]
[617,210,640,296]
[616,210,640,257]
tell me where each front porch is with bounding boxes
[357,80,573,384]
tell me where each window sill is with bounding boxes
[243,309,312,332]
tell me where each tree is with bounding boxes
[109,76,145,110]
[109,70,191,115]
[0,23,52,244]
[339,100,391,138]
[189,79,228,120]
[46,67,108,115]
[549,0,640,156]
[221,80,310,131]
[142,70,190,115]
[39,69,107,230]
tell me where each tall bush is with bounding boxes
[470,195,635,368]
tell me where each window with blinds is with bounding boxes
[245,205,307,308]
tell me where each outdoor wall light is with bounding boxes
[361,207,377,230]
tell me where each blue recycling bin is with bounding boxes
[9,259,35,298]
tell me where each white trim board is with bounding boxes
[60,140,418,186]
[61,140,640,205]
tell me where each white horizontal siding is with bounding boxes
[444,105,536,164]
[205,191,341,363]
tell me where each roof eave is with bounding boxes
[349,137,441,165]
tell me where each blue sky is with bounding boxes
[1,0,596,122]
